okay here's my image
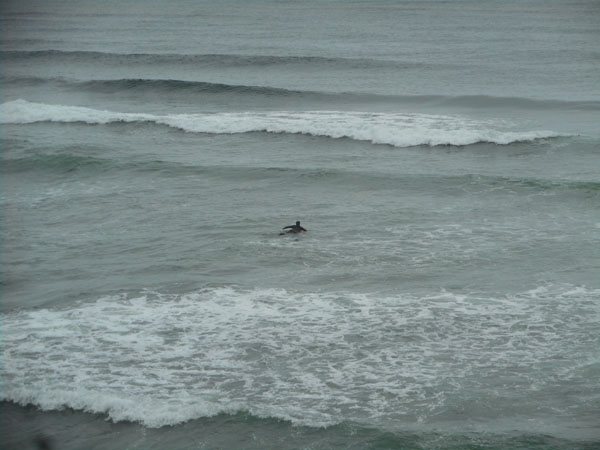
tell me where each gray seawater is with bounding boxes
[1,0,599,449]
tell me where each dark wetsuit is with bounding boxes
[282,221,307,233]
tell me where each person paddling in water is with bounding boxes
[281,220,307,234]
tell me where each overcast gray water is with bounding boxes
[2,1,599,449]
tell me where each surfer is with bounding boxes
[281,221,307,234]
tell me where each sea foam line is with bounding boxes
[0,99,564,148]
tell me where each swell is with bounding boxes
[4,153,598,195]
[0,49,431,70]
[4,75,600,110]
[80,78,301,97]
[2,154,114,174]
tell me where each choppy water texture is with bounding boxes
[2,1,600,449]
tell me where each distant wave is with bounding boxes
[5,74,600,110]
[0,49,423,69]
[2,154,111,174]
[429,95,600,111]
[0,100,567,148]
[2,76,316,98]
[2,76,305,97]
[83,78,301,96]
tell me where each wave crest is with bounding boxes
[1,99,565,147]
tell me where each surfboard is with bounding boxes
[279,230,307,236]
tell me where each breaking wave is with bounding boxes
[0,100,566,148]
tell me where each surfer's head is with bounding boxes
[296,221,301,226]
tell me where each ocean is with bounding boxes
[1,0,599,448]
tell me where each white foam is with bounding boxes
[2,285,599,429]
[0,99,563,147]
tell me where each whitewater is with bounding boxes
[1,99,563,148]
[3,284,599,432]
